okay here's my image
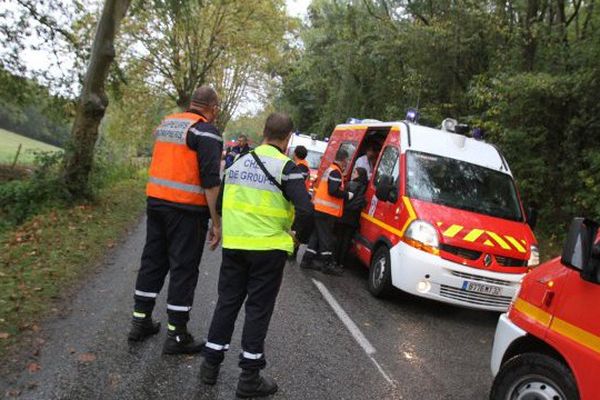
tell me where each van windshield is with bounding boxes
[406,151,523,221]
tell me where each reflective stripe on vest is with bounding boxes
[146,112,209,206]
[222,144,295,253]
[313,164,344,217]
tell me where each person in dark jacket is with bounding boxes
[334,167,368,268]
[224,134,250,168]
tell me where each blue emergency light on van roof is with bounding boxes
[346,117,363,124]
[406,108,420,124]
[472,127,485,140]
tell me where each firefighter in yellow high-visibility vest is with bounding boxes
[199,113,314,398]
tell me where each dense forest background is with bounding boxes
[1,0,599,253]
[276,0,600,246]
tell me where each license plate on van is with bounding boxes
[462,281,501,296]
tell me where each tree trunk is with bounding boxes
[63,0,131,197]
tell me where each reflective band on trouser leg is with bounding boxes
[135,290,158,298]
[167,304,192,312]
[133,312,146,319]
[242,351,264,360]
[205,342,230,351]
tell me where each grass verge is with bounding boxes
[0,176,146,357]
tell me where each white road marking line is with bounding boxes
[312,278,396,387]
[369,355,396,386]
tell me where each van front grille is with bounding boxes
[440,244,481,260]
[440,285,513,308]
[495,255,528,267]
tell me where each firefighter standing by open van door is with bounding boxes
[300,150,350,275]
[199,113,314,398]
[128,86,222,354]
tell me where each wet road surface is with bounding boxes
[2,219,499,399]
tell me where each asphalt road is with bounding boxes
[2,219,500,399]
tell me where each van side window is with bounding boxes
[374,146,400,188]
[336,142,358,172]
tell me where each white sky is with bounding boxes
[13,0,312,115]
[286,0,311,19]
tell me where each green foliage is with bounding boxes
[0,147,143,232]
[0,151,66,229]
[0,67,72,147]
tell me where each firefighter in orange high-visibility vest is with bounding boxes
[300,149,350,275]
[128,86,222,355]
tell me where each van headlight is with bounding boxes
[528,245,540,267]
[404,220,440,256]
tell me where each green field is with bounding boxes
[0,128,62,165]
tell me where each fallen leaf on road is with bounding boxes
[68,347,76,354]
[0,332,9,339]
[78,352,97,362]
[27,362,41,373]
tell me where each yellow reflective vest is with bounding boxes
[222,144,295,253]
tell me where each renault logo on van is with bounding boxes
[484,254,492,267]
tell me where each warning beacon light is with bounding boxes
[406,108,420,124]
[472,127,485,140]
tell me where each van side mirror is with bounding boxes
[526,206,538,230]
[561,217,600,283]
[375,174,397,203]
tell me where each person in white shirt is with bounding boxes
[354,142,380,180]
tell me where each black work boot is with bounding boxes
[162,326,205,355]
[128,314,160,341]
[200,359,221,385]
[236,369,278,398]
[299,257,320,271]
[321,262,343,276]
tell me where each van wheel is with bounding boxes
[368,247,393,298]
[490,353,579,400]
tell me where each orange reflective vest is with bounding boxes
[296,158,311,191]
[146,112,208,206]
[313,163,344,217]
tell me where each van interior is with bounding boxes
[338,127,390,178]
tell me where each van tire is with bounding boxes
[368,246,393,298]
[490,352,579,400]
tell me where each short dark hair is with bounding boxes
[263,113,293,141]
[237,134,247,141]
[294,145,307,160]
[190,86,219,109]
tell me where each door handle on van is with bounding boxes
[542,290,555,307]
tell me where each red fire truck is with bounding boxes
[490,217,600,400]
[315,116,538,311]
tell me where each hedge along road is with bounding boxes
[1,219,499,399]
